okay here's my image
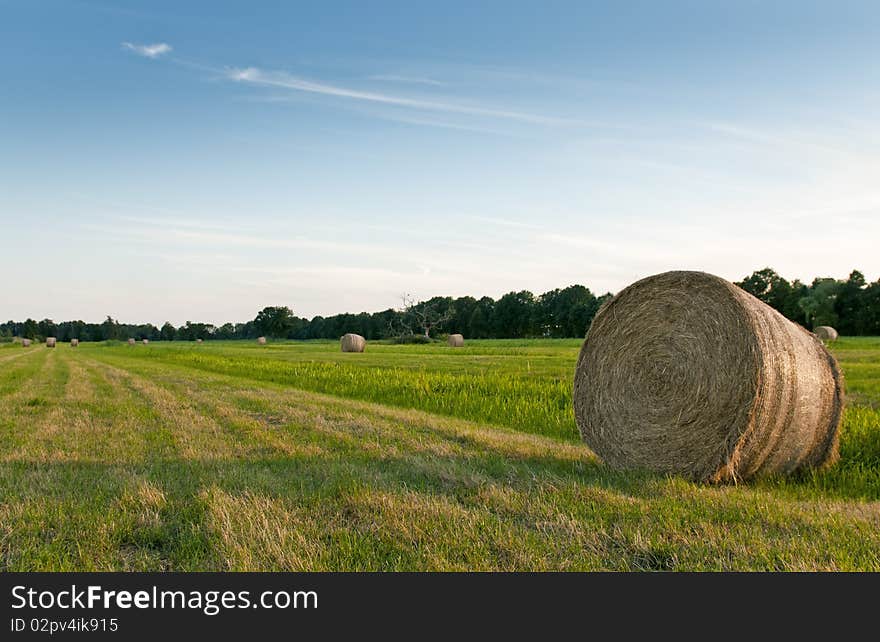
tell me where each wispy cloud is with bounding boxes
[379,114,514,136]
[122,42,172,59]
[368,74,445,86]
[226,66,570,125]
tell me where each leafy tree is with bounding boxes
[737,268,804,323]
[101,316,119,341]
[799,278,840,329]
[160,322,177,341]
[254,306,296,338]
[494,290,536,338]
[834,271,866,335]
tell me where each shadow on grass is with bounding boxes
[1,441,878,571]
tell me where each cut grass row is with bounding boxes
[2,346,879,570]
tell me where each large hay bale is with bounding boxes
[128,338,136,346]
[70,339,79,347]
[573,270,843,482]
[22,339,31,348]
[257,336,267,345]
[46,337,56,348]
[341,333,365,353]
[196,338,203,344]
[814,326,839,341]
[142,339,149,345]
[448,334,464,347]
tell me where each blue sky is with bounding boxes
[2,1,879,324]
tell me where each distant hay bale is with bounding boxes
[448,334,464,347]
[257,336,267,345]
[22,339,31,348]
[128,338,136,346]
[340,333,365,353]
[196,338,203,344]
[142,339,149,345]
[70,339,79,347]
[46,337,56,348]
[573,270,843,483]
[814,326,839,341]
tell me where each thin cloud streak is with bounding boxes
[225,66,572,125]
[368,74,445,86]
[121,42,172,59]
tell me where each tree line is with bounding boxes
[2,269,879,342]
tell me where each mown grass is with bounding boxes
[0,338,878,571]
[95,340,579,440]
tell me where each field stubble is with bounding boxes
[0,338,878,570]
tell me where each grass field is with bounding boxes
[1,337,878,570]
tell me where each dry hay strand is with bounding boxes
[46,337,57,348]
[340,333,366,352]
[70,339,79,347]
[21,339,32,347]
[257,336,267,345]
[448,334,465,347]
[128,338,136,346]
[573,270,843,483]
[814,326,839,341]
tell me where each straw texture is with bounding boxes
[341,333,366,352]
[814,326,839,341]
[573,270,843,482]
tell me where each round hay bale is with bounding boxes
[196,338,203,344]
[46,337,56,348]
[340,333,365,353]
[22,339,31,348]
[142,339,149,345]
[257,336,267,345]
[573,270,843,482]
[814,326,839,341]
[70,339,79,347]
[128,338,136,346]
[448,334,464,347]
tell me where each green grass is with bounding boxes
[0,338,878,571]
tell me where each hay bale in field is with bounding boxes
[46,337,56,348]
[196,338,203,344]
[257,336,267,345]
[142,339,149,345]
[448,334,464,347]
[573,270,843,483]
[128,338,136,346]
[814,326,839,341]
[340,333,365,353]
[70,339,79,347]
[22,339,31,347]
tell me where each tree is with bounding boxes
[400,294,453,339]
[799,278,839,329]
[449,296,477,337]
[736,268,804,323]
[467,297,495,338]
[101,316,119,341]
[160,322,177,341]
[835,270,866,335]
[21,319,38,340]
[494,290,536,338]
[254,306,296,338]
